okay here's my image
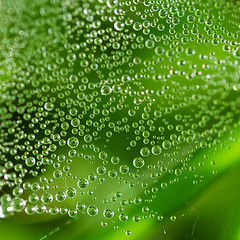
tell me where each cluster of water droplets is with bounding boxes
[0,0,240,236]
